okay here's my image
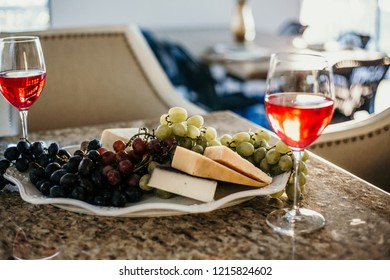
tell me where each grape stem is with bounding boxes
[133,155,153,173]
[125,128,156,147]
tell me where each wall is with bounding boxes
[50,0,301,33]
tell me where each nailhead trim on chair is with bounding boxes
[39,30,172,109]
[310,124,390,149]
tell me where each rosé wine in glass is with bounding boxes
[0,70,46,111]
[265,92,334,149]
[0,36,46,140]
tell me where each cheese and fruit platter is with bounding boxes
[0,107,308,217]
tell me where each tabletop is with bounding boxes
[0,111,389,260]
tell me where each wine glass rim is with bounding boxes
[0,36,40,43]
[271,51,329,62]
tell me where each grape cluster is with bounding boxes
[155,107,221,155]
[218,129,309,201]
[0,135,175,207]
[154,106,309,201]
[1,140,66,191]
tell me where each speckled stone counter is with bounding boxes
[1,111,389,260]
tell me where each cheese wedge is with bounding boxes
[100,128,139,150]
[171,146,268,187]
[204,146,272,184]
[148,165,218,203]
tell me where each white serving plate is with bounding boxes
[4,145,289,217]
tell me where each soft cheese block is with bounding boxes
[100,128,139,150]
[171,146,268,187]
[148,165,218,203]
[203,146,272,184]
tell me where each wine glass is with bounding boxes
[0,36,46,140]
[264,52,335,236]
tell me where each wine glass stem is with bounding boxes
[19,110,28,140]
[291,149,303,212]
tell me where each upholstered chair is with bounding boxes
[5,25,205,132]
[309,106,390,192]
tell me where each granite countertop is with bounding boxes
[0,111,389,260]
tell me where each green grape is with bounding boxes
[255,129,270,142]
[271,164,284,176]
[244,156,256,166]
[302,150,309,161]
[139,174,153,191]
[147,161,160,174]
[236,142,254,157]
[278,154,293,171]
[168,107,188,123]
[299,172,307,186]
[300,183,305,194]
[265,148,281,165]
[196,136,208,149]
[179,137,193,149]
[248,131,256,142]
[275,140,290,154]
[154,188,174,199]
[289,174,294,184]
[186,125,200,139]
[285,183,301,201]
[271,188,285,198]
[155,124,172,140]
[219,134,233,146]
[232,132,251,144]
[208,139,222,146]
[203,127,217,142]
[255,138,271,149]
[159,113,169,125]
[259,158,270,173]
[299,160,308,175]
[268,197,284,208]
[187,115,204,128]
[191,144,204,154]
[171,122,187,137]
[253,147,267,164]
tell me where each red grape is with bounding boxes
[101,150,116,165]
[127,174,141,188]
[148,138,161,155]
[115,150,130,162]
[128,150,142,164]
[106,169,121,186]
[113,140,126,152]
[118,159,133,175]
[163,136,177,147]
[132,137,147,156]
[101,165,114,176]
[97,147,107,154]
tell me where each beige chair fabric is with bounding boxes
[7,25,206,131]
[309,107,390,192]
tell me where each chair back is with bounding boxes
[4,25,205,131]
[309,107,390,192]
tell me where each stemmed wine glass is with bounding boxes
[0,36,46,140]
[264,52,335,235]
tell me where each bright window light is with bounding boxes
[0,0,50,32]
[299,0,377,47]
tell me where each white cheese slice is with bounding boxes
[171,146,267,187]
[100,128,139,150]
[204,146,272,184]
[148,165,218,203]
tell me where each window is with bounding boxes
[0,0,50,32]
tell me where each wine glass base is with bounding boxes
[266,208,325,236]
